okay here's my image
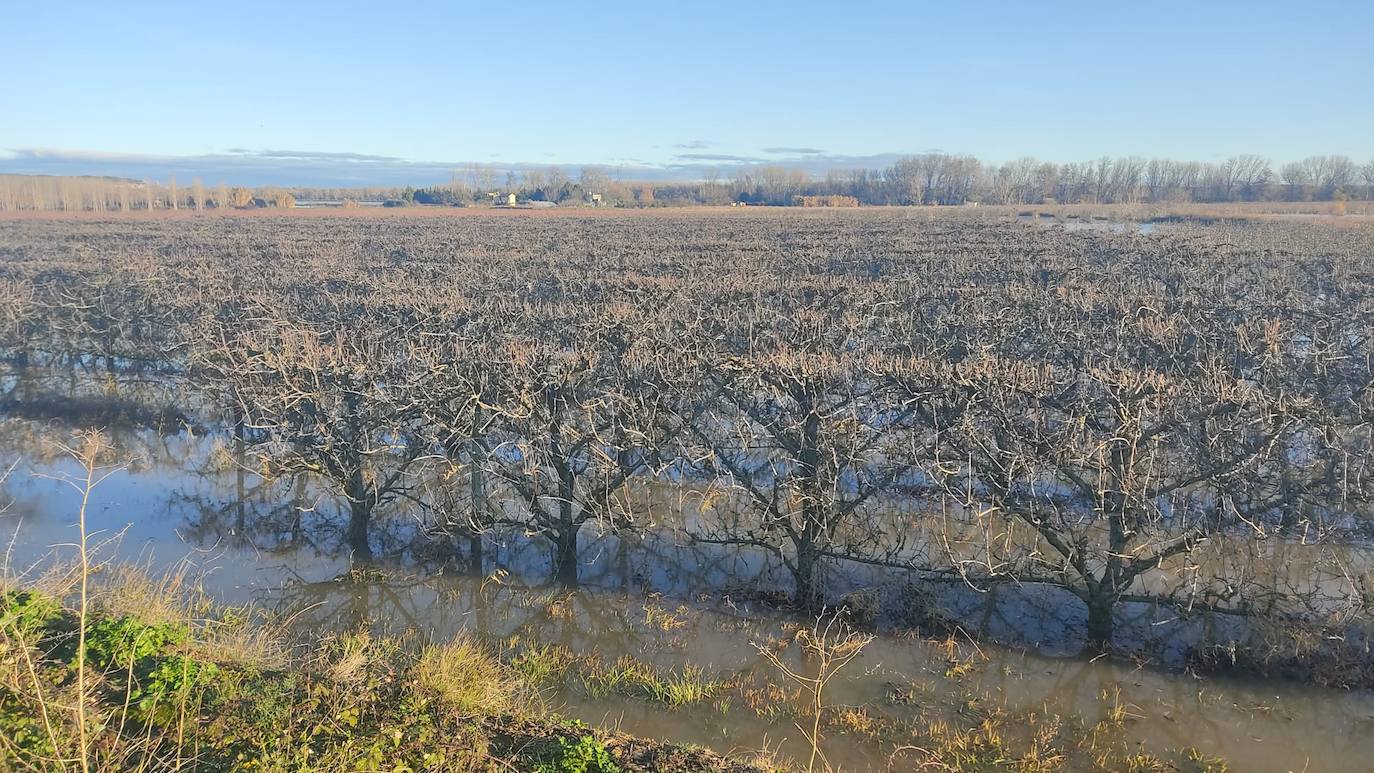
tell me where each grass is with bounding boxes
[729,659,1232,772]
[0,566,1254,772]
[510,641,577,685]
[0,579,762,772]
[506,640,727,710]
[577,657,726,707]
[414,635,522,718]
[643,601,691,632]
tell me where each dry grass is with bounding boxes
[986,199,1374,222]
[2,197,1372,224]
[415,634,524,718]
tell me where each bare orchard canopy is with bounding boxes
[0,210,1370,666]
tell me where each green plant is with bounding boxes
[534,734,619,773]
[0,692,56,757]
[0,590,61,637]
[129,654,220,721]
[511,643,574,685]
[81,615,187,670]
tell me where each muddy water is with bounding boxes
[1,417,1373,770]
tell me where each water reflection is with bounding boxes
[1,373,1367,657]
[2,379,1373,771]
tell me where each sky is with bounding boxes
[1,0,1371,186]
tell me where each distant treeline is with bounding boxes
[0,175,296,212]
[708,154,1374,207]
[4,153,1373,212]
[313,154,1374,209]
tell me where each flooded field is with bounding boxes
[3,212,1373,770]
[1014,212,1159,234]
[2,373,1372,772]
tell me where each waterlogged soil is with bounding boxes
[2,416,1373,770]
[1013,213,1161,234]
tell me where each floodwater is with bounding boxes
[1014,212,1159,234]
[2,375,1373,771]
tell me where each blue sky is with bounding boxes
[2,0,1371,185]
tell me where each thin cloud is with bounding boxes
[0,146,926,186]
[7,147,178,162]
[673,152,767,163]
[253,149,403,163]
[673,140,717,150]
[762,147,825,155]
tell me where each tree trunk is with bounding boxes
[15,351,34,402]
[468,534,483,575]
[1084,593,1115,651]
[793,402,824,610]
[233,429,246,536]
[554,523,580,586]
[290,475,307,545]
[791,527,818,612]
[794,543,821,610]
[548,389,579,586]
[467,412,485,574]
[347,499,373,563]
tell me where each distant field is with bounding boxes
[1,198,1370,223]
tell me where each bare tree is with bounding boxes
[1300,155,1356,199]
[1280,161,1312,201]
[1221,155,1272,201]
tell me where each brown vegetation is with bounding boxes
[0,211,1370,665]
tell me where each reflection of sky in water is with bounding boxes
[0,418,1364,650]
[3,447,339,603]
[3,406,1374,771]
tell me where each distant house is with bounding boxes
[589,193,603,205]
[507,193,517,206]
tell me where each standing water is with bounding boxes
[1,378,1371,772]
